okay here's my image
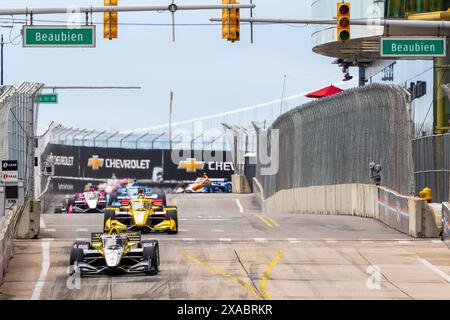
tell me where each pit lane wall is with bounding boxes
[259,182,439,238]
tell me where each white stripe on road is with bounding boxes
[179,229,189,232]
[182,238,195,241]
[219,238,232,242]
[235,199,244,213]
[431,240,442,244]
[76,228,88,232]
[418,258,450,283]
[40,217,46,229]
[43,228,56,232]
[254,238,268,243]
[31,241,50,300]
[398,240,412,244]
[212,229,224,233]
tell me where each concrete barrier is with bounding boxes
[232,175,252,194]
[15,199,40,239]
[0,199,41,285]
[0,207,19,285]
[260,183,440,238]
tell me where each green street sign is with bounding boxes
[23,25,96,48]
[36,94,58,104]
[381,37,446,58]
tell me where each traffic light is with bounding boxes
[222,0,240,42]
[104,0,118,39]
[337,2,350,42]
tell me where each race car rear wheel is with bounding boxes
[107,193,117,206]
[73,241,91,250]
[103,210,117,230]
[65,197,75,213]
[143,243,159,274]
[166,210,178,234]
[69,248,85,266]
[227,184,232,193]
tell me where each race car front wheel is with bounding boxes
[69,248,85,266]
[166,210,178,234]
[143,244,159,274]
[141,240,160,267]
[73,241,91,250]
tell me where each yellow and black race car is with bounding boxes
[69,221,160,276]
[103,194,178,234]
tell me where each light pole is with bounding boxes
[1,34,4,86]
[169,91,174,150]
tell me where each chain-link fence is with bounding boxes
[256,83,414,199]
[0,82,43,199]
[413,134,450,203]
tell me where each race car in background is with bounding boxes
[104,194,178,234]
[54,186,108,214]
[69,222,160,276]
[109,181,167,207]
[177,174,232,193]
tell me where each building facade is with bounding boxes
[311,0,450,135]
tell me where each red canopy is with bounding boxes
[305,85,343,98]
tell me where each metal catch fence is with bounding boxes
[256,83,414,199]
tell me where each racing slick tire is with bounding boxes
[54,206,62,214]
[107,193,117,206]
[227,184,232,193]
[69,248,85,266]
[103,210,117,230]
[73,241,91,250]
[160,192,167,206]
[141,240,160,266]
[143,242,159,274]
[65,197,75,213]
[166,210,178,234]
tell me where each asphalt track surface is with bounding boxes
[1,193,450,299]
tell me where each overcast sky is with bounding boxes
[2,0,350,134]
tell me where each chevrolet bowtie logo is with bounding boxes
[178,158,204,173]
[88,155,104,170]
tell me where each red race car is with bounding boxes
[55,186,108,214]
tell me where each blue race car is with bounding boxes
[208,178,232,193]
[109,181,166,207]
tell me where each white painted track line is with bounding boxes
[418,258,450,283]
[43,228,56,232]
[76,228,88,232]
[31,241,50,300]
[40,217,46,229]
[235,199,244,213]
